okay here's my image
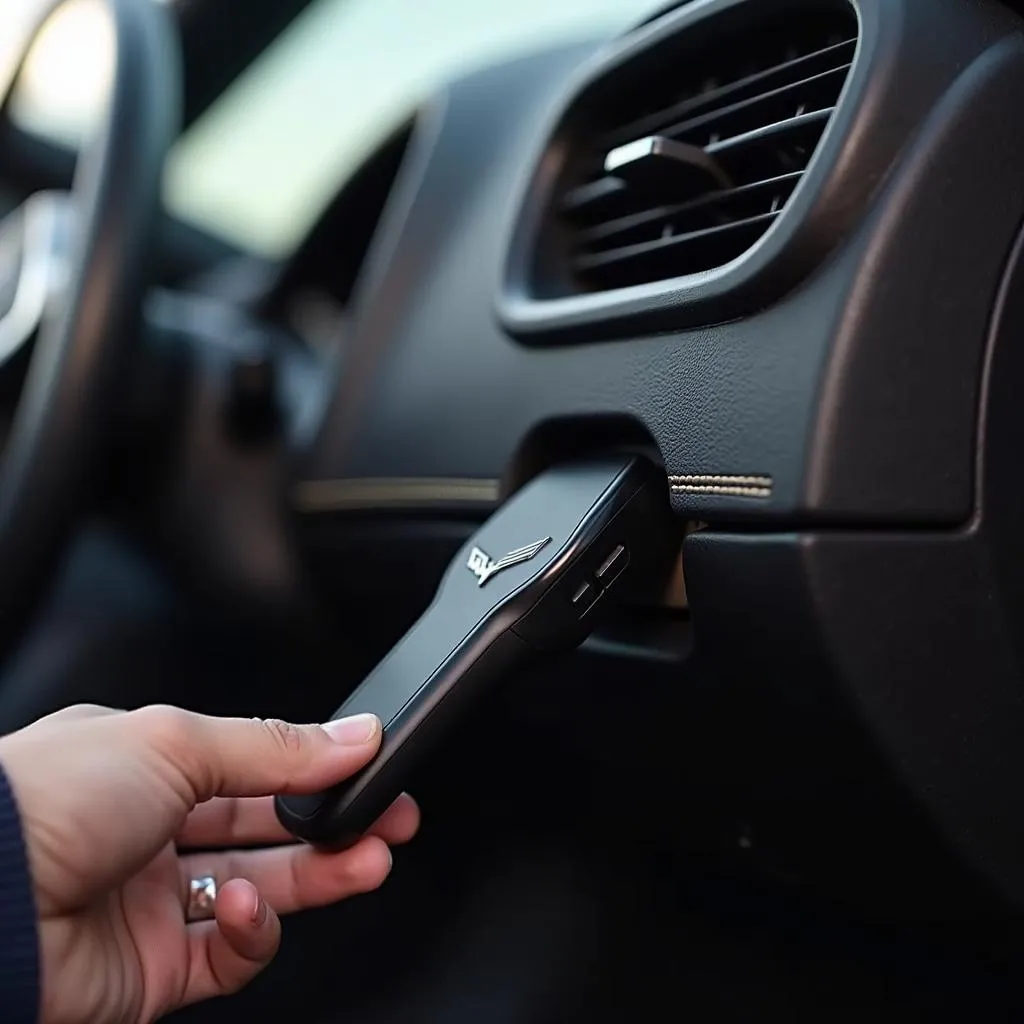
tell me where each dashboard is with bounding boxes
[279,0,1015,524]
[246,0,1024,919]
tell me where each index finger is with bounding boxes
[177,792,420,849]
[132,706,382,803]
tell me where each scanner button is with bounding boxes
[596,544,629,585]
[572,580,599,616]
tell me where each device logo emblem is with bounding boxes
[467,537,552,587]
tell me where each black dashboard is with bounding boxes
[247,0,1024,921]
[281,0,1018,526]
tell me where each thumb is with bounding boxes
[132,705,382,802]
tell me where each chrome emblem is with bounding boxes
[466,537,552,587]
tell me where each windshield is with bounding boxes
[7,0,654,256]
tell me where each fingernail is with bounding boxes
[251,893,268,927]
[322,714,379,745]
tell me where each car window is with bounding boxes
[6,0,655,257]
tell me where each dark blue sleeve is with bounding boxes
[0,764,39,1024]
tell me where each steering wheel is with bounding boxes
[0,0,178,648]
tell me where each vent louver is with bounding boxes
[541,8,858,295]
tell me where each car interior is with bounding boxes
[5,0,1024,1018]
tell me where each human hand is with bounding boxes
[0,704,419,1024]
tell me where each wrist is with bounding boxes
[0,762,41,1024]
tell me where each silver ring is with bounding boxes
[187,875,217,922]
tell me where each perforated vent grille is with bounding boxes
[540,8,858,295]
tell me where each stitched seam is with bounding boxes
[669,473,773,500]
[671,484,771,498]
[669,475,772,487]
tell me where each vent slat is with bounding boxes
[664,65,850,145]
[560,176,626,214]
[602,37,856,149]
[574,212,779,286]
[578,171,803,247]
[705,107,833,158]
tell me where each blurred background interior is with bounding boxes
[3,0,653,256]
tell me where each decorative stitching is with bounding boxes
[669,474,772,486]
[669,474,773,499]
[671,484,772,498]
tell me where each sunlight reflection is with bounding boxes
[7,0,174,144]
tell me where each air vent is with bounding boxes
[537,6,858,296]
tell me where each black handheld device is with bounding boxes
[275,456,674,847]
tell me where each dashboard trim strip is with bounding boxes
[293,477,501,513]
